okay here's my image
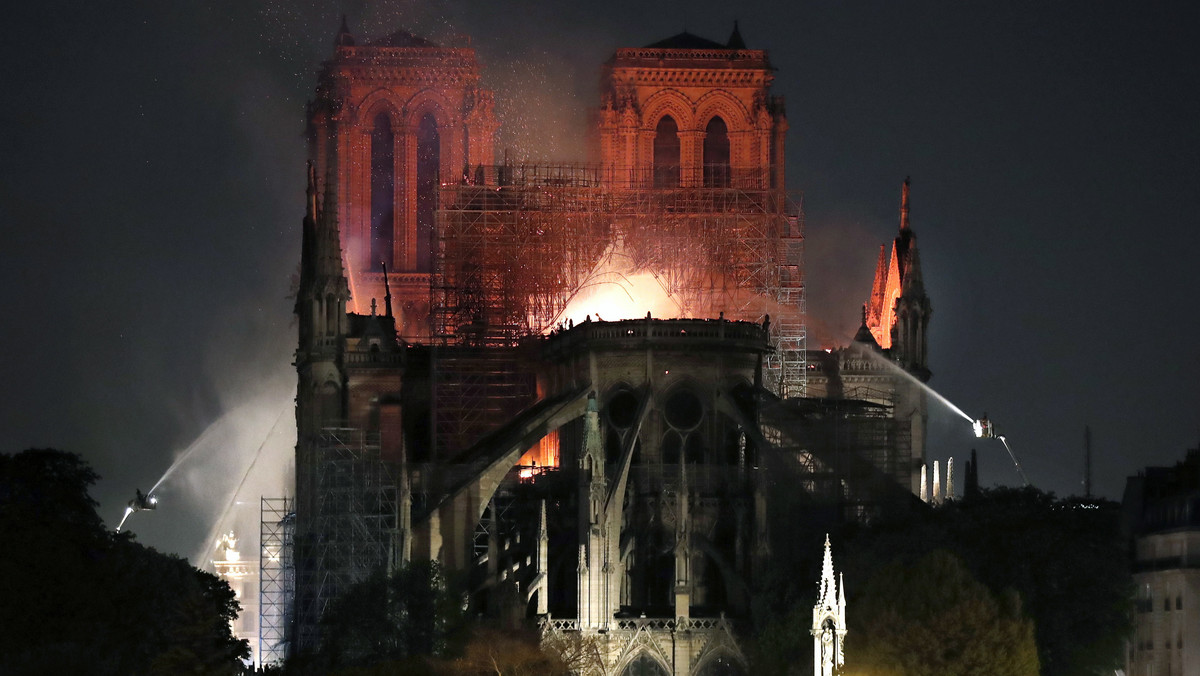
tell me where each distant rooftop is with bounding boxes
[643,22,748,51]
[366,29,439,48]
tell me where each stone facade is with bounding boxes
[594,25,786,192]
[282,21,933,675]
[212,532,257,666]
[307,21,498,338]
[1124,450,1200,676]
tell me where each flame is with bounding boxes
[554,271,683,328]
[550,239,685,329]
[518,429,560,470]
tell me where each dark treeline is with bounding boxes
[750,486,1133,676]
[0,449,248,675]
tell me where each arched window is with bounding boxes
[653,116,680,188]
[415,113,440,273]
[703,117,730,187]
[370,113,395,269]
[622,653,669,676]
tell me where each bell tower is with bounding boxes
[307,18,498,339]
[594,23,787,190]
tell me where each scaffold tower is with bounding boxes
[429,163,806,454]
[292,428,399,653]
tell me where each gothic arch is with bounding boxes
[403,88,456,131]
[693,90,752,133]
[617,647,672,676]
[692,650,747,676]
[641,89,695,131]
[354,88,405,128]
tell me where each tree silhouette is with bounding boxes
[843,549,1039,676]
[0,449,248,675]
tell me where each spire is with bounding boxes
[306,160,319,222]
[901,243,925,296]
[297,160,349,315]
[893,177,915,282]
[867,245,887,323]
[727,20,746,49]
[335,14,355,47]
[853,304,881,349]
[315,162,349,285]
[583,393,602,469]
[946,457,955,500]
[819,534,836,607]
[538,499,548,541]
[920,464,928,502]
[813,534,847,676]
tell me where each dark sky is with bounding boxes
[3,0,1198,561]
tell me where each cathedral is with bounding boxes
[266,19,932,674]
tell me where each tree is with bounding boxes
[837,487,1132,676]
[448,628,566,676]
[312,559,469,671]
[539,628,605,676]
[842,550,1039,676]
[0,448,249,675]
[748,487,1132,676]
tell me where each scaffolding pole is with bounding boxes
[429,163,807,455]
[293,428,398,654]
[259,497,294,667]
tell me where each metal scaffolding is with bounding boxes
[759,397,913,519]
[259,497,294,667]
[430,163,806,455]
[293,428,399,653]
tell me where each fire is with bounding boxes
[554,270,684,329]
[517,429,561,481]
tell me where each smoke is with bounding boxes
[803,209,888,348]
[121,294,297,570]
[553,240,683,327]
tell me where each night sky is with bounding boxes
[3,0,1198,562]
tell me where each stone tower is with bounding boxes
[307,18,498,338]
[295,161,350,435]
[594,23,787,190]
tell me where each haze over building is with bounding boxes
[263,20,935,673]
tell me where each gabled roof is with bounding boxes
[644,31,731,50]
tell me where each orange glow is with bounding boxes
[555,270,684,328]
[876,249,901,348]
[550,240,685,330]
[342,245,365,314]
[517,429,561,471]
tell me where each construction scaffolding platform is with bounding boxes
[432,344,536,461]
[293,428,399,653]
[429,163,806,453]
[759,397,913,520]
[259,497,294,667]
